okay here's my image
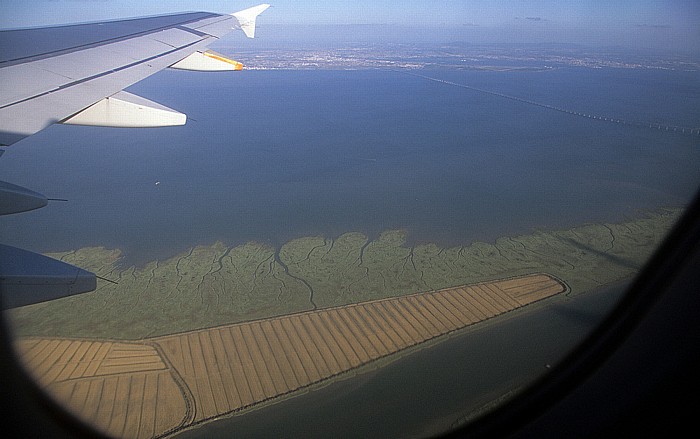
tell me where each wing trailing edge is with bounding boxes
[170,50,244,71]
[0,245,96,310]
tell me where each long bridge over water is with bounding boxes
[405,71,700,136]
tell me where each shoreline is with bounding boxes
[174,280,628,439]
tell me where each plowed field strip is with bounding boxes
[43,342,82,382]
[412,295,446,331]
[58,341,94,381]
[111,345,154,353]
[298,314,341,374]
[244,324,278,398]
[474,285,512,315]
[260,320,299,389]
[139,373,158,438]
[483,284,520,309]
[268,320,307,385]
[307,313,349,372]
[96,362,166,376]
[218,327,253,406]
[153,371,187,435]
[122,374,145,439]
[348,306,391,354]
[85,343,112,377]
[82,379,104,424]
[281,318,322,381]
[21,338,52,363]
[508,281,552,295]
[458,288,490,319]
[498,275,550,290]
[404,300,434,338]
[101,356,162,367]
[425,294,461,329]
[70,379,91,414]
[70,342,98,379]
[210,328,242,410]
[336,308,377,359]
[105,375,129,436]
[320,312,362,367]
[455,289,488,323]
[437,293,472,326]
[330,310,370,362]
[362,304,404,349]
[229,325,265,402]
[94,377,117,432]
[187,332,217,420]
[198,331,229,416]
[381,301,421,344]
[109,350,159,357]
[34,339,69,382]
[44,341,82,384]
[251,322,287,394]
[288,317,327,378]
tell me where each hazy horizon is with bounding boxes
[1,1,699,54]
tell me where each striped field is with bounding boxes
[14,273,566,438]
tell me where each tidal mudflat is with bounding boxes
[6,208,679,340]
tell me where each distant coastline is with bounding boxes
[220,42,700,71]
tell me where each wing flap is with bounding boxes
[61,91,186,127]
[170,50,243,71]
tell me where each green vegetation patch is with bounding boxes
[5,209,681,340]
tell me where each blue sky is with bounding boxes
[1,1,699,51]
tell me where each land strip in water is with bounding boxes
[6,208,680,340]
[15,273,565,438]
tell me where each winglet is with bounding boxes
[231,4,270,38]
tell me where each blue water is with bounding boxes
[1,68,699,264]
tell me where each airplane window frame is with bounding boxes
[2,3,699,437]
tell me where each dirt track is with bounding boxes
[15,273,566,438]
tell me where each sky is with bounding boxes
[0,1,699,51]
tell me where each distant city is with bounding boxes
[222,43,700,71]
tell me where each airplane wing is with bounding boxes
[0,3,270,146]
[0,4,270,309]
